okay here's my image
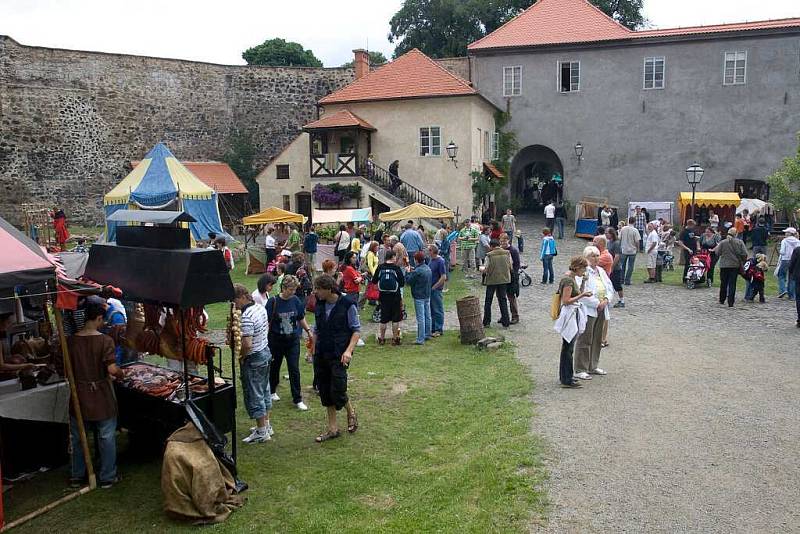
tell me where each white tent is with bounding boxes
[736,198,773,215]
[628,202,674,224]
[312,208,372,224]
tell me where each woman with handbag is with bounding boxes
[712,227,748,307]
[553,256,593,389]
[573,246,615,380]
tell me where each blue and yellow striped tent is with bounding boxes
[104,143,226,242]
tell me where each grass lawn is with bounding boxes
[627,258,781,295]
[9,332,546,533]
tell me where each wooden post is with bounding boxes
[53,308,96,490]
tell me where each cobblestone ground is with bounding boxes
[441,213,799,533]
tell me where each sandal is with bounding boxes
[315,430,341,443]
[347,412,358,433]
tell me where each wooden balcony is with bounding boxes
[310,153,360,178]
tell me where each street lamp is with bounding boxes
[685,162,704,221]
[446,141,458,168]
[574,142,584,165]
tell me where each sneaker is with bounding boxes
[69,477,85,489]
[253,424,276,436]
[613,301,625,309]
[431,332,442,338]
[591,368,607,375]
[778,292,787,298]
[242,428,270,443]
[643,279,655,284]
[574,372,592,380]
[356,339,366,347]
[99,476,121,489]
[560,382,583,389]
[295,401,308,411]
[270,393,280,401]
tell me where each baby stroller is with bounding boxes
[519,264,533,287]
[685,250,712,289]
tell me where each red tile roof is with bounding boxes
[469,0,800,51]
[319,48,477,105]
[131,160,248,194]
[469,0,632,51]
[303,109,376,131]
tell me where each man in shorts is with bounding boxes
[311,274,360,442]
[372,250,406,345]
[644,222,659,283]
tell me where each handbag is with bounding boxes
[305,293,317,313]
[550,291,562,321]
[365,281,380,301]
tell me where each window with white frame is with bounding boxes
[503,66,522,96]
[643,57,665,89]
[558,61,580,92]
[724,51,746,85]
[419,126,441,156]
[492,131,500,161]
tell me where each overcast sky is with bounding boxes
[1,0,798,66]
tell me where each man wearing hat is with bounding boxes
[778,227,800,300]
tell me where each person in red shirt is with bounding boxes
[489,220,503,240]
[339,251,363,304]
[214,237,234,271]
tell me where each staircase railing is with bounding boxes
[360,160,450,211]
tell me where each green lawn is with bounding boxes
[627,258,781,295]
[10,332,545,533]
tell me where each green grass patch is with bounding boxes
[627,260,780,295]
[10,333,545,533]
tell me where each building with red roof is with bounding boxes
[468,0,800,217]
[257,49,500,221]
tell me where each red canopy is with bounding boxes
[0,216,55,289]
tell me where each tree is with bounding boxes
[767,133,800,224]
[242,38,323,67]
[340,51,388,68]
[388,0,645,58]
[222,131,260,208]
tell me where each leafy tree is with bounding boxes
[242,38,323,67]
[222,131,259,208]
[389,0,645,58]
[340,51,389,68]
[767,133,800,224]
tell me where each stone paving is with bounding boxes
[442,213,799,533]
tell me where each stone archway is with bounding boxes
[510,145,564,211]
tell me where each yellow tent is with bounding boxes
[677,192,740,223]
[242,207,307,226]
[378,202,455,222]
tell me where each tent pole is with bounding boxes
[0,486,91,532]
[54,307,96,490]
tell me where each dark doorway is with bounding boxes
[509,145,564,212]
[734,180,769,201]
[296,192,312,229]
[370,195,391,220]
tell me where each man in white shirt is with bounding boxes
[264,227,277,265]
[618,218,641,286]
[644,223,659,283]
[778,227,800,299]
[544,202,556,231]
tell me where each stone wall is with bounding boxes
[0,35,355,224]
[435,57,471,82]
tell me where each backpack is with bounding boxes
[377,266,401,293]
[742,258,757,281]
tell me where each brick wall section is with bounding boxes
[0,36,354,224]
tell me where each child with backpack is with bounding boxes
[745,253,768,303]
[372,250,406,346]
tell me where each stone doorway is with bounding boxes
[510,145,564,212]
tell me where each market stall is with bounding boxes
[627,202,674,224]
[84,211,238,447]
[574,197,617,238]
[378,202,454,222]
[242,207,307,274]
[0,215,97,530]
[677,192,740,226]
[311,207,372,225]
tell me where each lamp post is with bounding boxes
[685,162,704,221]
[446,141,458,168]
[574,142,584,165]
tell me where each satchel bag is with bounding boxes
[550,291,562,321]
[365,281,380,301]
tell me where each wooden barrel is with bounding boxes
[456,295,484,345]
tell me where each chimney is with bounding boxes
[353,49,369,80]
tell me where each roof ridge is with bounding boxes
[319,55,399,103]
[408,48,475,91]
[468,0,543,49]
[578,0,634,34]
[636,16,800,33]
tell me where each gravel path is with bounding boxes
[444,214,800,533]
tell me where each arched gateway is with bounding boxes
[510,145,564,211]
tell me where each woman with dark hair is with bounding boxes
[339,251,363,304]
[334,224,351,264]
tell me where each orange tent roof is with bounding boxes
[131,160,247,194]
[319,49,477,105]
[469,0,800,51]
[303,109,376,131]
